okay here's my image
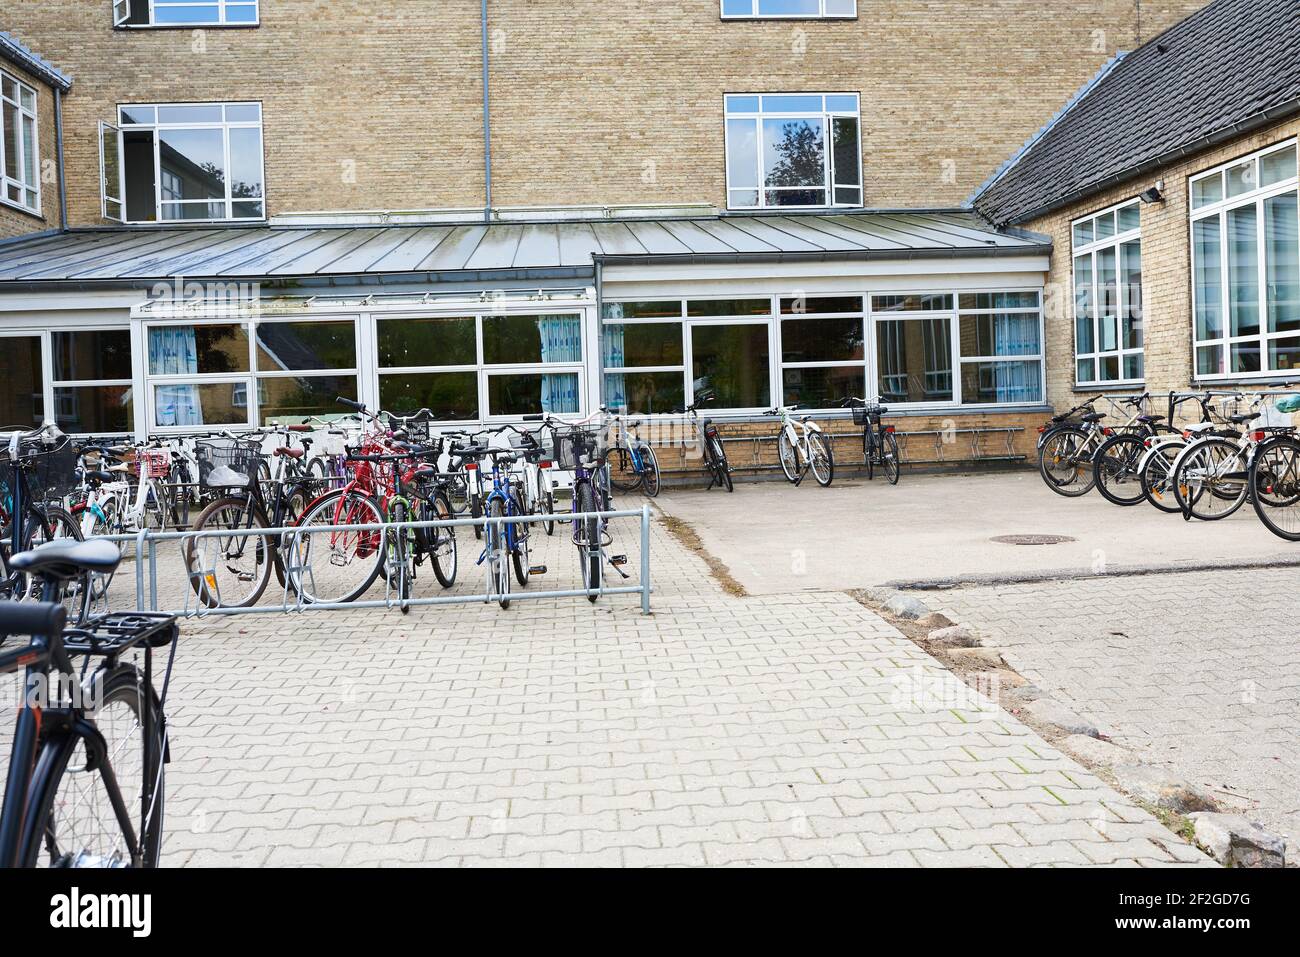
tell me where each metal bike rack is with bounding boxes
[93,504,654,618]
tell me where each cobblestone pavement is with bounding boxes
[933,568,1300,851]
[1,512,1210,867]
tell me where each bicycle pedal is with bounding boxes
[609,554,628,567]
[528,564,547,575]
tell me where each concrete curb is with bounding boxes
[886,554,1300,591]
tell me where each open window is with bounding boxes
[98,103,265,223]
[99,120,123,221]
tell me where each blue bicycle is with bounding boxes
[607,417,661,497]
[468,445,532,609]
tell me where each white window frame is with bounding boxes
[1190,139,1300,381]
[144,316,361,433]
[0,69,41,216]
[600,305,689,416]
[601,290,1045,415]
[114,0,260,28]
[776,296,868,408]
[105,102,266,224]
[1071,198,1144,387]
[375,312,588,423]
[720,1,857,19]
[724,92,862,210]
[50,326,135,436]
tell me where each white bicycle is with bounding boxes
[768,405,834,487]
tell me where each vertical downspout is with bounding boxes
[595,259,605,409]
[54,88,68,230]
[481,0,493,223]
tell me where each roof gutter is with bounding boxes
[593,244,1052,268]
[0,34,72,92]
[986,98,1300,227]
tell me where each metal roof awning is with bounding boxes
[0,211,1050,290]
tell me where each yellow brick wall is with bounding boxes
[4,0,1209,227]
[0,58,63,237]
[1022,114,1300,424]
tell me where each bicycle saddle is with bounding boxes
[1230,413,1260,424]
[76,467,115,484]
[1080,412,1105,423]
[9,538,122,580]
[273,447,304,459]
[1137,414,1165,423]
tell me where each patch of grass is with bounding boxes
[658,513,747,597]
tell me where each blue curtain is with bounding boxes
[149,327,203,426]
[992,313,1041,402]
[602,323,627,409]
[538,315,581,414]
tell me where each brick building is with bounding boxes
[7,0,1282,477]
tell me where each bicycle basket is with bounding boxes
[850,402,882,426]
[553,429,602,470]
[389,412,432,442]
[26,438,79,503]
[135,448,172,480]
[195,438,262,487]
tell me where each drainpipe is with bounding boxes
[481,0,493,223]
[54,88,68,230]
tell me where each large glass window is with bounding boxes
[102,103,264,223]
[377,312,584,421]
[1072,200,1143,385]
[721,1,856,17]
[692,324,771,409]
[146,318,359,429]
[602,313,686,415]
[1191,141,1300,378]
[0,335,44,427]
[779,295,865,407]
[724,93,861,209]
[53,329,135,434]
[1,71,40,214]
[114,1,259,27]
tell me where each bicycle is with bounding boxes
[1091,394,1181,506]
[183,429,318,609]
[463,445,534,610]
[768,405,833,487]
[0,538,177,867]
[1169,395,1289,522]
[549,414,624,602]
[607,417,662,497]
[0,425,86,617]
[672,400,732,492]
[1037,393,1152,497]
[843,397,900,484]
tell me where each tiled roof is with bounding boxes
[970,0,1300,226]
[0,32,71,91]
[0,212,1048,286]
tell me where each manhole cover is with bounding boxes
[990,534,1077,546]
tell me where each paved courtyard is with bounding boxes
[933,567,1300,853]
[2,502,1209,867]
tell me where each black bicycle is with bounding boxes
[1,425,86,617]
[673,401,732,492]
[844,397,900,484]
[0,538,178,868]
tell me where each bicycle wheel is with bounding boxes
[537,469,556,536]
[427,491,458,588]
[881,431,901,485]
[1173,438,1248,521]
[1094,433,1148,506]
[1139,441,1184,513]
[22,663,166,868]
[607,447,640,493]
[167,465,191,528]
[81,497,120,602]
[809,432,834,487]
[185,496,273,609]
[641,444,661,498]
[488,498,511,609]
[777,431,799,483]
[510,492,531,587]
[1038,426,1097,497]
[577,481,601,602]
[1250,436,1300,541]
[709,435,733,493]
[864,428,875,481]
[387,501,412,614]
[25,507,88,622]
[291,490,385,604]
